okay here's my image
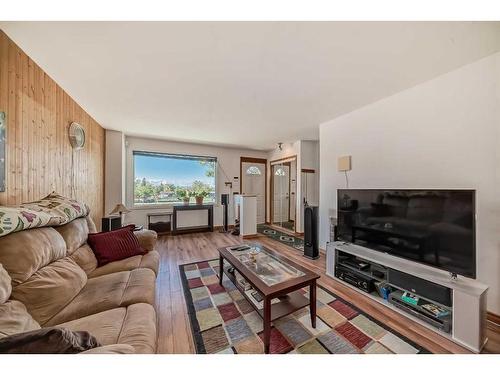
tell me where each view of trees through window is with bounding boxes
[133,152,216,205]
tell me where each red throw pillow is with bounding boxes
[87,225,145,266]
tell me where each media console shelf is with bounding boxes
[326,241,488,353]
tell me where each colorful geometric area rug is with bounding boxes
[256,224,304,252]
[179,259,430,354]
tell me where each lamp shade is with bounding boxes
[109,203,131,216]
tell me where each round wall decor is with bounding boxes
[68,122,86,150]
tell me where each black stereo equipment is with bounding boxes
[388,269,452,307]
[220,194,229,232]
[101,216,121,232]
[333,224,338,242]
[343,258,370,271]
[335,265,375,293]
[388,292,452,333]
[304,206,319,259]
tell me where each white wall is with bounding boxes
[319,53,500,314]
[120,136,267,227]
[104,130,126,214]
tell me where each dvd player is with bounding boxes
[334,265,375,293]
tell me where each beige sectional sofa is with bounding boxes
[0,215,159,354]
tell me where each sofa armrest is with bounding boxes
[134,229,158,253]
[80,344,135,354]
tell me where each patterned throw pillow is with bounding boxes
[87,225,145,266]
[0,192,89,237]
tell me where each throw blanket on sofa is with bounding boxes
[0,192,90,237]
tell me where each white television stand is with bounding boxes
[326,241,488,353]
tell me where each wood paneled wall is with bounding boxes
[0,30,105,225]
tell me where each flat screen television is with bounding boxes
[336,189,476,278]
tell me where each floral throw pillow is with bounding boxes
[0,192,89,237]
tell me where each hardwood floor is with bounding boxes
[154,231,500,354]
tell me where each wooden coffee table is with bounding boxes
[218,244,320,354]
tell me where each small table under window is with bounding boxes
[172,204,214,235]
[147,212,173,235]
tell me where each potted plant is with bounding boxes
[195,190,208,205]
[176,188,190,205]
[192,183,210,205]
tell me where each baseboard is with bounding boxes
[213,224,235,230]
[487,311,500,326]
[242,234,259,239]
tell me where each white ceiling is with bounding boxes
[2,22,500,150]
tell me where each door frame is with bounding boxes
[240,157,268,224]
[269,155,297,232]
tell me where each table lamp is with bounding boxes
[109,203,131,223]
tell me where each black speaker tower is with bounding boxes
[220,194,229,233]
[304,205,319,260]
[101,216,122,232]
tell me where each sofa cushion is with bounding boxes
[0,227,67,285]
[139,250,160,275]
[88,225,145,266]
[70,244,98,275]
[0,300,41,338]
[88,250,160,278]
[117,302,157,354]
[58,307,126,345]
[0,264,12,304]
[45,268,156,326]
[57,303,156,354]
[86,215,97,233]
[11,257,88,325]
[134,229,158,253]
[54,218,90,255]
[81,344,135,354]
[88,255,140,278]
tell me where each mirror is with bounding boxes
[270,157,297,232]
